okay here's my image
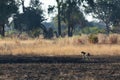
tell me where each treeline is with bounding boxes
[0,0,120,39]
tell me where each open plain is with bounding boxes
[0,55,120,80]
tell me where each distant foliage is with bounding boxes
[81,26,106,34]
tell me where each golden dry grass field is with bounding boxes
[0,34,120,56]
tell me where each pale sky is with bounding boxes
[24,0,93,22]
[41,0,57,22]
[24,0,57,22]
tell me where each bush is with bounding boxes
[88,34,98,44]
[28,28,42,38]
[44,28,54,39]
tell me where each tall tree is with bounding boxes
[14,0,46,37]
[56,0,62,37]
[48,0,63,37]
[0,0,18,36]
[84,0,120,34]
[61,0,89,37]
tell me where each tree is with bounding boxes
[54,6,87,35]
[61,0,88,37]
[56,0,62,36]
[49,0,94,37]
[14,0,46,37]
[49,0,90,37]
[110,0,120,29]
[84,0,120,34]
[48,0,63,37]
[0,0,18,36]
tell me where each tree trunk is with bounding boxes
[68,23,73,37]
[68,24,71,36]
[0,24,5,37]
[67,2,74,37]
[68,13,71,37]
[68,16,73,37]
[58,2,61,37]
[106,23,110,35]
[21,0,25,12]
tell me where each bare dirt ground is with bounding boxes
[0,55,120,80]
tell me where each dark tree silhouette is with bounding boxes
[14,0,46,37]
[60,0,89,37]
[0,0,18,36]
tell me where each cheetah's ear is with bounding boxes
[87,53,90,56]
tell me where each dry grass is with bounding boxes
[0,34,120,56]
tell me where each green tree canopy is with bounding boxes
[84,0,120,34]
[14,0,46,37]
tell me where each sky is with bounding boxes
[24,0,94,22]
[41,0,57,22]
[24,0,57,22]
